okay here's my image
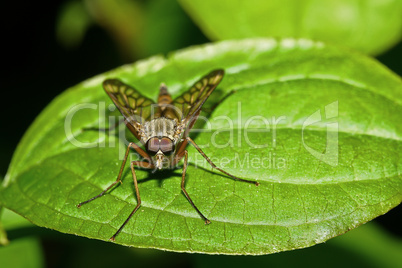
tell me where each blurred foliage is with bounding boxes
[180,0,402,56]
[56,0,92,49]
[0,236,44,268]
[56,0,208,60]
[0,209,43,267]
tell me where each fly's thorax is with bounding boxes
[142,117,177,143]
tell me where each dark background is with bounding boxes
[1,1,401,267]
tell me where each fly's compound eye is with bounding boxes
[146,138,159,155]
[159,137,175,155]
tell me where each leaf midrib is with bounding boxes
[8,124,401,185]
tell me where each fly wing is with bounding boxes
[172,69,224,133]
[103,79,156,138]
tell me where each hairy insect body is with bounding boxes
[143,118,177,142]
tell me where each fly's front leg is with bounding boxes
[180,150,211,224]
[76,142,154,241]
[77,142,136,208]
[109,161,154,241]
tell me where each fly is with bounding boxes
[77,69,259,241]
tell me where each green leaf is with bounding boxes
[2,208,34,231]
[1,38,401,254]
[179,0,402,55]
[0,237,44,268]
[0,220,7,246]
[0,209,44,268]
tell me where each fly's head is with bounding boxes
[146,137,176,169]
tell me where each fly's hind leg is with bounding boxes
[186,136,260,186]
[180,150,211,224]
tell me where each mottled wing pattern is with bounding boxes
[103,79,155,127]
[172,69,224,124]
